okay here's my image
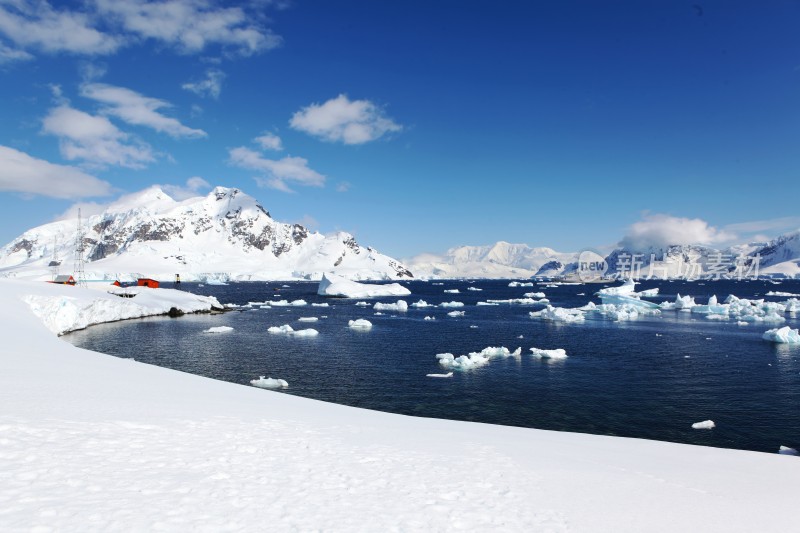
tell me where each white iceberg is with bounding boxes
[476,302,499,306]
[529,305,585,323]
[530,347,567,359]
[508,281,534,287]
[692,420,715,430]
[311,303,329,307]
[317,273,411,298]
[661,294,697,310]
[423,316,435,321]
[298,317,319,322]
[426,372,453,378]
[523,292,546,299]
[439,301,464,308]
[437,346,521,371]
[270,299,308,307]
[204,326,234,333]
[374,300,408,312]
[597,279,637,297]
[268,324,319,337]
[250,376,289,389]
[486,298,541,305]
[778,446,799,456]
[762,326,800,344]
[444,289,460,294]
[447,310,465,317]
[348,319,373,329]
[411,300,433,308]
[355,301,369,307]
[466,287,482,291]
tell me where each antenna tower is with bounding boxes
[50,236,60,280]
[73,208,87,287]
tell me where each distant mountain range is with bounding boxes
[0,186,413,282]
[1,185,798,281]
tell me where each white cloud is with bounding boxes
[93,0,282,56]
[620,214,736,251]
[81,82,206,138]
[0,145,112,199]
[161,176,211,200]
[228,146,325,193]
[182,68,225,99]
[289,94,402,144]
[0,41,33,63]
[723,216,800,235]
[254,132,283,151]
[0,1,121,55]
[42,105,155,169]
[335,181,351,192]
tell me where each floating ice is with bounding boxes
[447,310,465,317]
[311,303,330,307]
[426,372,453,378]
[485,298,541,305]
[423,316,435,321]
[439,301,465,308]
[317,273,411,298]
[348,319,373,329]
[374,300,408,312]
[523,292,546,299]
[466,287,482,291]
[436,346,521,371]
[469,325,478,329]
[597,279,637,296]
[529,305,585,323]
[204,326,233,333]
[660,294,697,310]
[767,291,800,297]
[476,302,499,306]
[268,324,319,337]
[762,326,800,344]
[737,321,749,326]
[692,420,715,430]
[355,301,369,306]
[778,446,799,456]
[250,376,289,389]
[636,288,659,297]
[530,347,567,359]
[444,289,460,294]
[411,300,433,308]
[298,317,318,322]
[271,299,308,307]
[508,281,534,287]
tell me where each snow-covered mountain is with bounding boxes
[748,230,800,277]
[0,186,413,282]
[408,242,578,279]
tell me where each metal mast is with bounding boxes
[50,236,59,280]
[73,208,87,287]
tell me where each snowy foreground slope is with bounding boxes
[1,281,799,531]
[0,186,412,282]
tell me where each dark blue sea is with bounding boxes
[64,278,800,454]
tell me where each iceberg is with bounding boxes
[374,300,408,312]
[436,346,521,371]
[523,292,546,299]
[355,301,370,306]
[270,299,308,307]
[466,287,482,291]
[778,446,799,456]
[597,279,637,297]
[447,310,465,317]
[660,294,697,310]
[443,289,460,294]
[204,326,233,333]
[250,376,289,389]
[529,305,585,323]
[317,273,411,298]
[692,420,715,430]
[439,301,465,308]
[530,347,567,359]
[486,298,541,305]
[267,324,319,337]
[423,316,435,321]
[762,326,800,344]
[411,300,433,308]
[348,319,373,329]
[508,281,534,287]
[426,372,453,378]
[298,317,319,322]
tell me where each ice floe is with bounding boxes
[355,301,369,306]
[436,346,522,371]
[466,287,483,291]
[426,372,453,378]
[298,317,319,322]
[778,446,799,456]
[508,281,534,287]
[250,376,289,389]
[762,326,800,344]
[348,319,373,329]
[439,301,465,308]
[204,326,233,333]
[374,300,408,312]
[692,420,715,430]
[529,305,586,323]
[411,300,434,308]
[270,299,308,307]
[486,298,543,305]
[523,292,546,299]
[267,324,319,337]
[530,347,567,359]
[767,291,800,297]
[317,273,411,298]
[423,316,435,321]
[447,311,465,317]
[444,289,460,294]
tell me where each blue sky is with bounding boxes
[1,0,799,259]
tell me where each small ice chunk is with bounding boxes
[530,305,585,323]
[508,281,534,287]
[692,420,715,430]
[778,446,799,456]
[348,319,373,329]
[466,287,482,291]
[292,328,319,337]
[268,324,294,334]
[444,289,460,294]
[204,326,233,333]
[251,376,289,389]
[523,292,546,299]
[312,303,330,307]
[762,326,800,344]
[476,302,499,306]
[530,347,567,359]
[439,301,464,308]
[298,317,318,322]
[469,325,478,329]
[424,316,435,321]
[270,299,308,307]
[268,324,318,336]
[447,310,465,317]
[317,273,411,298]
[374,300,408,312]
[355,301,369,306]
[411,300,433,308]
[426,372,453,378]
[737,321,748,326]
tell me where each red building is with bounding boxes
[137,278,160,288]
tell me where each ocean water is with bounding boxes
[65,279,800,454]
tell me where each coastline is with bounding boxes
[1,279,798,531]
